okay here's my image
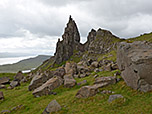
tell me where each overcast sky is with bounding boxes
[0,0,152,56]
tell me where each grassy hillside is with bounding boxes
[0,55,50,73]
[0,70,152,114]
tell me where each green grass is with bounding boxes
[0,73,16,80]
[0,70,152,114]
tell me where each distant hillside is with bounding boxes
[0,55,51,73]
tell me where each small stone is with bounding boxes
[101,90,115,94]
[10,81,20,88]
[0,110,10,113]
[94,68,99,73]
[77,80,87,86]
[108,94,124,102]
[0,85,6,89]
[43,100,61,114]
[0,91,4,100]
[94,75,98,78]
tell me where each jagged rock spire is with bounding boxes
[54,16,81,64]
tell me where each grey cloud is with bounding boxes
[0,0,152,56]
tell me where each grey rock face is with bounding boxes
[43,100,61,114]
[117,41,152,92]
[54,16,81,64]
[32,77,63,97]
[108,94,124,102]
[84,29,96,51]
[0,77,10,85]
[87,28,119,55]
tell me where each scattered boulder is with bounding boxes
[108,94,124,102]
[0,77,10,85]
[117,41,152,92]
[64,75,76,88]
[28,73,48,91]
[76,83,108,98]
[0,91,4,100]
[77,80,87,86]
[43,100,61,114]
[14,71,24,82]
[94,76,117,85]
[32,77,63,97]
[10,81,20,88]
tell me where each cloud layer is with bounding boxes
[0,0,152,56]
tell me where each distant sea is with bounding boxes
[0,56,35,65]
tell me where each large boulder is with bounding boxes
[43,100,61,114]
[76,83,108,98]
[64,75,76,88]
[32,77,63,97]
[28,73,48,91]
[94,76,117,85]
[0,77,10,85]
[14,71,24,82]
[117,41,152,92]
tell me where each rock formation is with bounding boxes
[54,16,82,64]
[87,28,119,54]
[117,41,152,92]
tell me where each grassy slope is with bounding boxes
[0,71,152,114]
[0,34,152,114]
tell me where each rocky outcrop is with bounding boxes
[43,100,61,114]
[32,77,63,97]
[84,29,96,51]
[117,41,152,92]
[54,16,82,64]
[87,28,119,55]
